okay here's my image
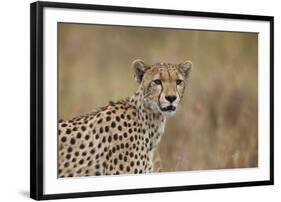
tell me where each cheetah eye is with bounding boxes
[153,79,162,85]
[176,79,183,85]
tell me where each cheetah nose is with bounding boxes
[165,95,177,103]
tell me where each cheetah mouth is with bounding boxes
[160,105,176,112]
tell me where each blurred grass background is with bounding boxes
[58,23,258,171]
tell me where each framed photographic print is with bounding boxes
[30,1,274,200]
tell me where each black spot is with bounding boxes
[66,129,71,134]
[95,164,100,169]
[81,126,86,131]
[102,136,106,143]
[95,172,101,176]
[128,128,132,133]
[106,116,111,122]
[66,154,71,159]
[111,122,116,128]
[79,159,84,165]
[108,136,112,143]
[61,136,67,142]
[61,123,67,127]
[80,144,85,149]
[118,125,122,131]
[75,151,79,156]
[124,156,127,162]
[119,164,124,170]
[112,147,116,153]
[77,169,82,174]
[134,169,138,174]
[130,136,134,142]
[90,148,95,154]
[137,161,140,166]
[97,118,103,124]
[120,143,124,148]
[100,127,103,133]
[85,135,90,140]
[76,132,82,138]
[113,134,118,140]
[125,143,129,148]
[92,129,96,134]
[123,132,128,138]
[118,154,123,160]
[89,142,93,147]
[112,110,116,113]
[114,158,118,165]
[72,158,76,162]
[105,126,109,132]
[67,147,72,153]
[116,116,120,122]
[102,162,108,168]
[123,122,127,127]
[126,166,130,172]
[126,115,131,120]
[98,143,102,149]
[129,152,134,157]
[130,161,134,166]
[95,134,99,139]
[64,162,69,168]
[72,127,77,131]
[120,114,125,119]
[70,138,76,145]
[82,151,87,156]
[119,136,123,141]
[89,123,93,128]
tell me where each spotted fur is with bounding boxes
[58,59,192,177]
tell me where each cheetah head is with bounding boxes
[132,59,192,117]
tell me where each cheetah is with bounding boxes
[58,59,192,177]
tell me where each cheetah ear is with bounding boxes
[179,60,192,80]
[131,59,149,83]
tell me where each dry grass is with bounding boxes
[58,23,258,172]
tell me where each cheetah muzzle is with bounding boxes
[58,59,192,177]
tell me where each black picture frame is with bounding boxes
[30,1,274,200]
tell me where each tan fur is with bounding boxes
[58,59,192,177]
